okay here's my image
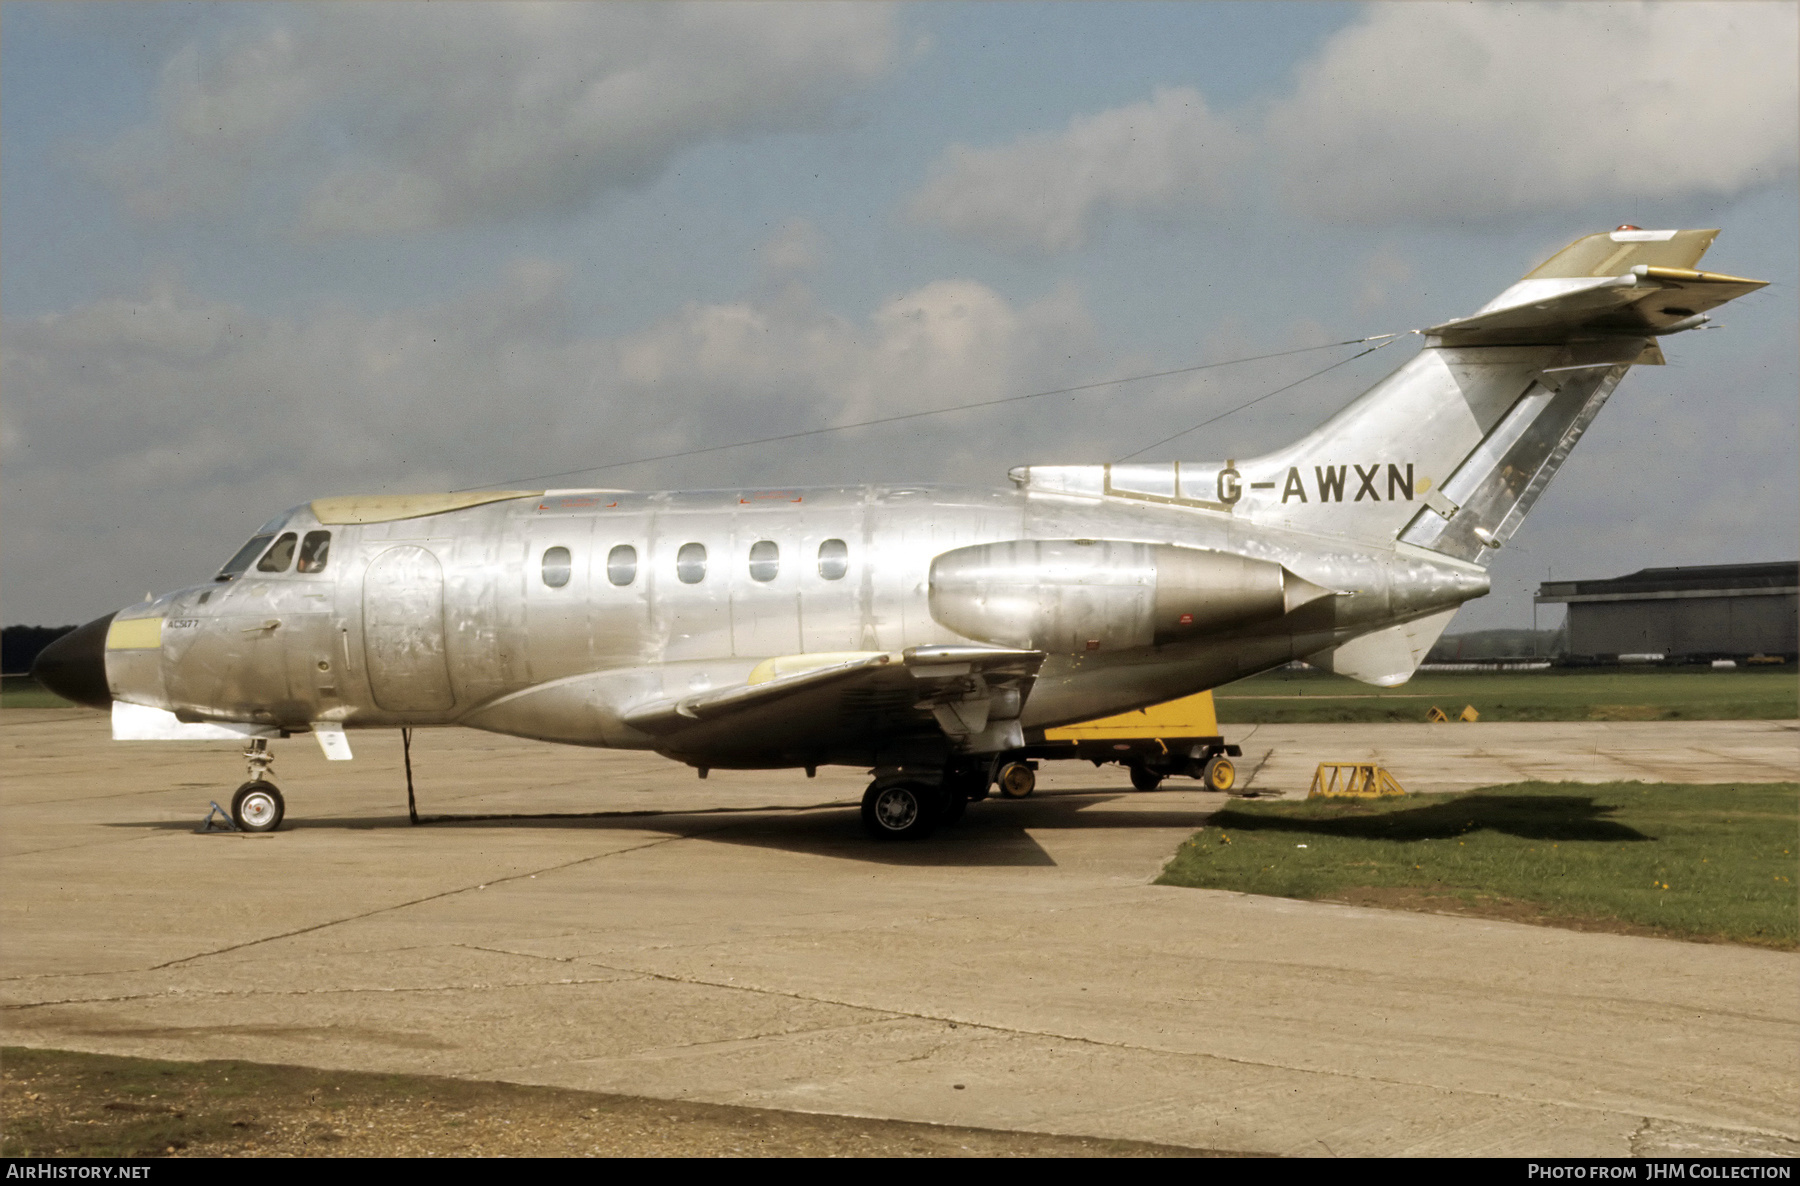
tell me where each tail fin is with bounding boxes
[1240,229,1765,562]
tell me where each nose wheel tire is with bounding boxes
[861,782,940,841]
[231,781,285,832]
[1128,764,1163,791]
[1200,755,1237,793]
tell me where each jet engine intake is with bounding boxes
[928,539,1330,653]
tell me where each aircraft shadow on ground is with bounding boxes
[114,788,1222,868]
[1210,794,1652,843]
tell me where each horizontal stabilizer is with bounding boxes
[1428,229,1766,347]
[1428,268,1767,347]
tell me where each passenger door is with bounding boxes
[362,545,455,712]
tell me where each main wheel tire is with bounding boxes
[939,789,968,825]
[1200,755,1237,793]
[231,780,285,832]
[996,761,1036,799]
[861,782,939,841]
[1128,764,1163,791]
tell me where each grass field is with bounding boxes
[1214,666,1798,723]
[1157,781,1799,948]
[8,666,1798,720]
[1,675,74,709]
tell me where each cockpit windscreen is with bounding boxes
[216,534,275,581]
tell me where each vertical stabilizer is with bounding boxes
[1229,229,1764,564]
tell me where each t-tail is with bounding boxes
[1248,228,1766,561]
[1011,228,1765,688]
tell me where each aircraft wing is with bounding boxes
[621,646,1046,760]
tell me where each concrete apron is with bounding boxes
[3,710,1796,1157]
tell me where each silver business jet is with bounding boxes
[34,229,1765,837]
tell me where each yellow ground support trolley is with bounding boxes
[1017,691,1242,794]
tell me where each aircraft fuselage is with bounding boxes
[101,481,1484,768]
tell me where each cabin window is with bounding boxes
[677,542,707,584]
[748,540,779,582]
[541,546,572,588]
[607,544,638,587]
[217,534,274,581]
[818,538,849,580]
[257,533,298,572]
[297,530,332,574]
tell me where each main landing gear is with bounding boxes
[861,781,942,840]
[230,738,286,832]
[860,761,995,841]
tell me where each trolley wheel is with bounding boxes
[231,780,285,832]
[1200,755,1237,793]
[996,761,1037,799]
[861,782,939,841]
[1128,764,1163,791]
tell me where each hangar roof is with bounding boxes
[1537,562,1799,604]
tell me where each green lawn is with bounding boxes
[1215,666,1798,723]
[1157,781,1799,948]
[1,675,75,709]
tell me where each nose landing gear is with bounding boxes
[230,738,286,832]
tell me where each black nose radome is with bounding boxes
[32,613,115,709]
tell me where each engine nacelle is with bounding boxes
[928,539,1330,653]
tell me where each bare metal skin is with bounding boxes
[38,228,1763,817]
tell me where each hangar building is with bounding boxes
[1536,561,1798,662]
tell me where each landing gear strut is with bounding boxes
[230,738,285,832]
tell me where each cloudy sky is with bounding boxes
[4,1,1796,634]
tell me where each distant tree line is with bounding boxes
[3,625,76,675]
[1426,627,1566,663]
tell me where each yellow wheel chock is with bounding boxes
[1308,763,1406,799]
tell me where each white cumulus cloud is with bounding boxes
[906,86,1247,253]
[909,3,1798,249]
[1,261,1100,621]
[89,2,898,235]
[1264,0,1800,222]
